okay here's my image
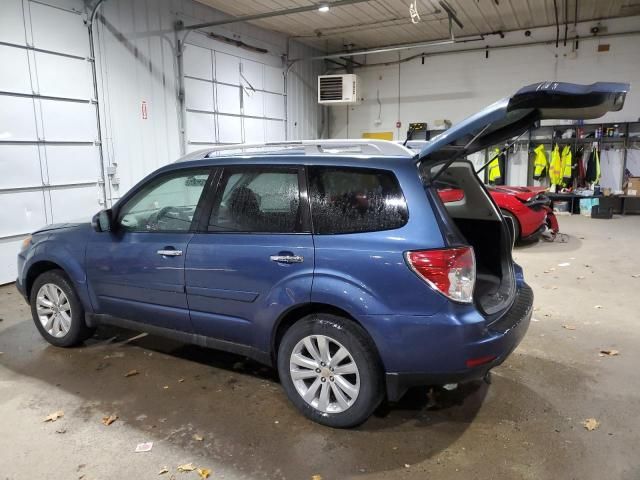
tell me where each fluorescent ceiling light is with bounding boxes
[318,3,330,12]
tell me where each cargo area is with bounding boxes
[424,160,516,316]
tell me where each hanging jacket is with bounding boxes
[533,144,548,180]
[549,144,563,185]
[488,148,502,184]
[576,145,586,187]
[585,146,601,184]
[561,145,573,187]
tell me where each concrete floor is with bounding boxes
[1,215,639,479]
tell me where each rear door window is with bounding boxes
[308,166,408,234]
[208,166,303,233]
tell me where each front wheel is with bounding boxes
[277,314,384,428]
[30,269,95,347]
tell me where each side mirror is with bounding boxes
[92,209,113,232]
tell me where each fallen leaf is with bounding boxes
[404,464,411,468]
[197,468,211,479]
[594,305,603,309]
[558,262,571,267]
[104,352,125,359]
[311,476,322,480]
[125,369,139,377]
[163,385,169,389]
[531,318,540,322]
[193,434,204,441]
[102,414,118,426]
[177,463,196,472]
[178,378,185,383]
[135,442,153,453]
[44,410,64,422]
[55,428,67,434]
[562,325,577,330]
[158,467,169,475]
[582,418,600,431]
[576,276,585,280]
[599,349,620,357]
[632,274,640,278]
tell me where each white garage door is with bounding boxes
[183,40,286,152]
[0,0,103,284]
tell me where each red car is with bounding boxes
[438,186,559,242]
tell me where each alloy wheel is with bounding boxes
[289,334,360,413]
[36,283,72,338]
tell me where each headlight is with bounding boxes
[21,235,32,251]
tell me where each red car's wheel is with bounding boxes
[501,210,520,241]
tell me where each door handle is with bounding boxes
[270,255,303,264]
[157,249,183,256]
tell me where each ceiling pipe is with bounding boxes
[313,38,460,59]
[178,0,372,31]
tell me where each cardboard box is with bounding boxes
[625,177,640,196]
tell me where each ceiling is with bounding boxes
[194,0,639,53]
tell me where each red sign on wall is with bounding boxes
[141,101,148,120]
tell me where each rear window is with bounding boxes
[308,166,408,234]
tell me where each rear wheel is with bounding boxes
[501,209,520,242]
[30,269,94,347]
[277,314,384,428]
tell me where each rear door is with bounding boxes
[418,81,629,164]
[185,165,313,350]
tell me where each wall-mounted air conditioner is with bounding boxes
[318,74,360,105]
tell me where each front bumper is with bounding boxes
[385,283,533,401]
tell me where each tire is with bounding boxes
[501,209,520,243]
[277,314,384,428]
[30,269,95,347]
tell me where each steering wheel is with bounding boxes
[146,206,185,230]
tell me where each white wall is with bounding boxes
[329,17,640,139]
[93,0,322,201]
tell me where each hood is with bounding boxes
[33,222,88,234]
[418,81,629,162]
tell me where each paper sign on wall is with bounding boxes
[141,101,148,120]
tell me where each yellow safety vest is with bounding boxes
[533,144,548,180]
[488,148,502,184]
[561,145,573,185]
[549,144,562,185]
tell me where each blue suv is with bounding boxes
[16,82,628,427]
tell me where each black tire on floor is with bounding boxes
[30,269,95,347]
[277,313,384,428]
[501,209,521,243]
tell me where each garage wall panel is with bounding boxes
[0,0,26,45]
[241,60,264,91]
[34,52,92,99]
[264,65,284,94]
[185,77,214,112]
[215,52,240,85]
[218,115,242,143]
[0,146,42,190]
[243,118,266,144]
[39,100,97,142]
[29,2,89,57]
[44,145,100,185]
[183,44,213,80]
[243,90,264,118]
[0,96,38,141]
[0,191,48,238]
[48,186,100,223]
[186,111,216,143]
[216,84,241,114]
[0,46,32,94]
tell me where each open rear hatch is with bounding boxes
[418,82,629,318]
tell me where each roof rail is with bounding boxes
[176,139,414,162]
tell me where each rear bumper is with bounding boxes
[383,283,533,401]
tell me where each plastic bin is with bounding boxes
[591,206,613,219]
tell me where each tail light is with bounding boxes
[404,247,476,303]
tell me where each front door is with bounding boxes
[86,168,211,331]
[185,166,313,351]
